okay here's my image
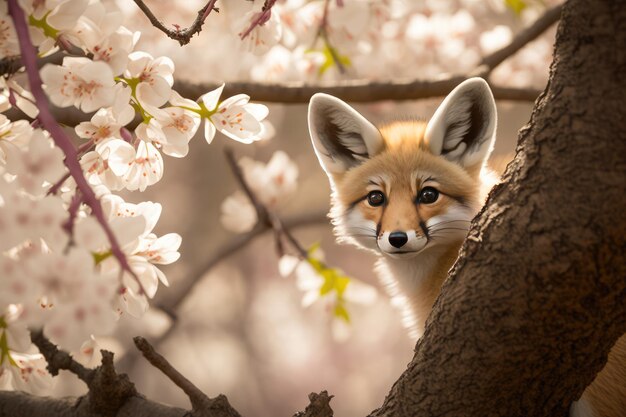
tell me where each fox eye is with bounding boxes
[367,190,385,207]
[418,187,439,204]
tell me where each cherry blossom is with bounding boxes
[280,250,377,312]
[70,2,135,75]
[170,84,270,145]
[121,140,164,192]
[136,101,200,158]
[0,4,19,57]
[75,86,135,144]
[220,191,258,234]
[220,151,297,234]
[3,351,53,395]
[209,93,270,144]
[81,139,135,191]
[0,114,33,167]
[5,129,66,196]
[40,57,116,113]
[239,151,298,207]
[74,336,101,367]
[20,0,90,55]
[88,27,137,75]
[74,196,180,317]
[236,7,283,55]
[125,51,175,108]
[0,77,39,118]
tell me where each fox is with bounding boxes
[308,77,499,337]
[307,77,626,417]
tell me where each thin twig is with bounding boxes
[223,148,269,224]
[47,171,71,195]
[134,336,210,410]
[224,150,315,263]
[315,0,346,74]
[133,0,219,46]
[62,189,83,236]
[475,4,563,76]
[134,337,242,416]
[223,149,311,260]
[239,0,278,40]
[270,213,308,259]
[8,0,145,295]
[30,330,95,385]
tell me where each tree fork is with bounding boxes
[370,0,626,415]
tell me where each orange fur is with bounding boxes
[329,120,487,335]
[581,335,626,417]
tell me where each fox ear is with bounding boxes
[308,93,384,178]
[425,77,497,172]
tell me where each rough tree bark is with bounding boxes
[370,0,626,416]
[1,0,625,416]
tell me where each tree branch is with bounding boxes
[134,337,241,416]
[31,332,138,417]
[0,335,332,417]
[174,77,541,104]
[132,0,219,46]
[239,0,277,41]
[224,148,270,224]
[30,330,94,385]
[475,3,563,76]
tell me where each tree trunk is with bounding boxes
[370,0,626,416]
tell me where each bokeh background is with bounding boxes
[47,1,554,415]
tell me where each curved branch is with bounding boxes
[476,3,563,75]
[134,337,241,416]
[31,330,94,385]
[132,0,219,46]
[0,390,188,417]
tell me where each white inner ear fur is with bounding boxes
[425,77,497,171]
[308,93,384,177]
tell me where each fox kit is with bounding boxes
[308,77,626,417]
[308,77,498,337]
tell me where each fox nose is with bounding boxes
[388,231,408,248]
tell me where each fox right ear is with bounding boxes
[425,77,497,173]
[308,93,384,179]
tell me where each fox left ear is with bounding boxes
[425,77,497,172]
[308,93,384,179]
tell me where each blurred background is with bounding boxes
[48,0,554,415]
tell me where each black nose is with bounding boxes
[388,231,408,248]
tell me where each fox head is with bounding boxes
[308,78,497,259]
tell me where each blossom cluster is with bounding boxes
[0,0,271,393]
[221,151,299,233]
[220,153,376,341]
[129,0,558,88]
[279,245,378,342]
